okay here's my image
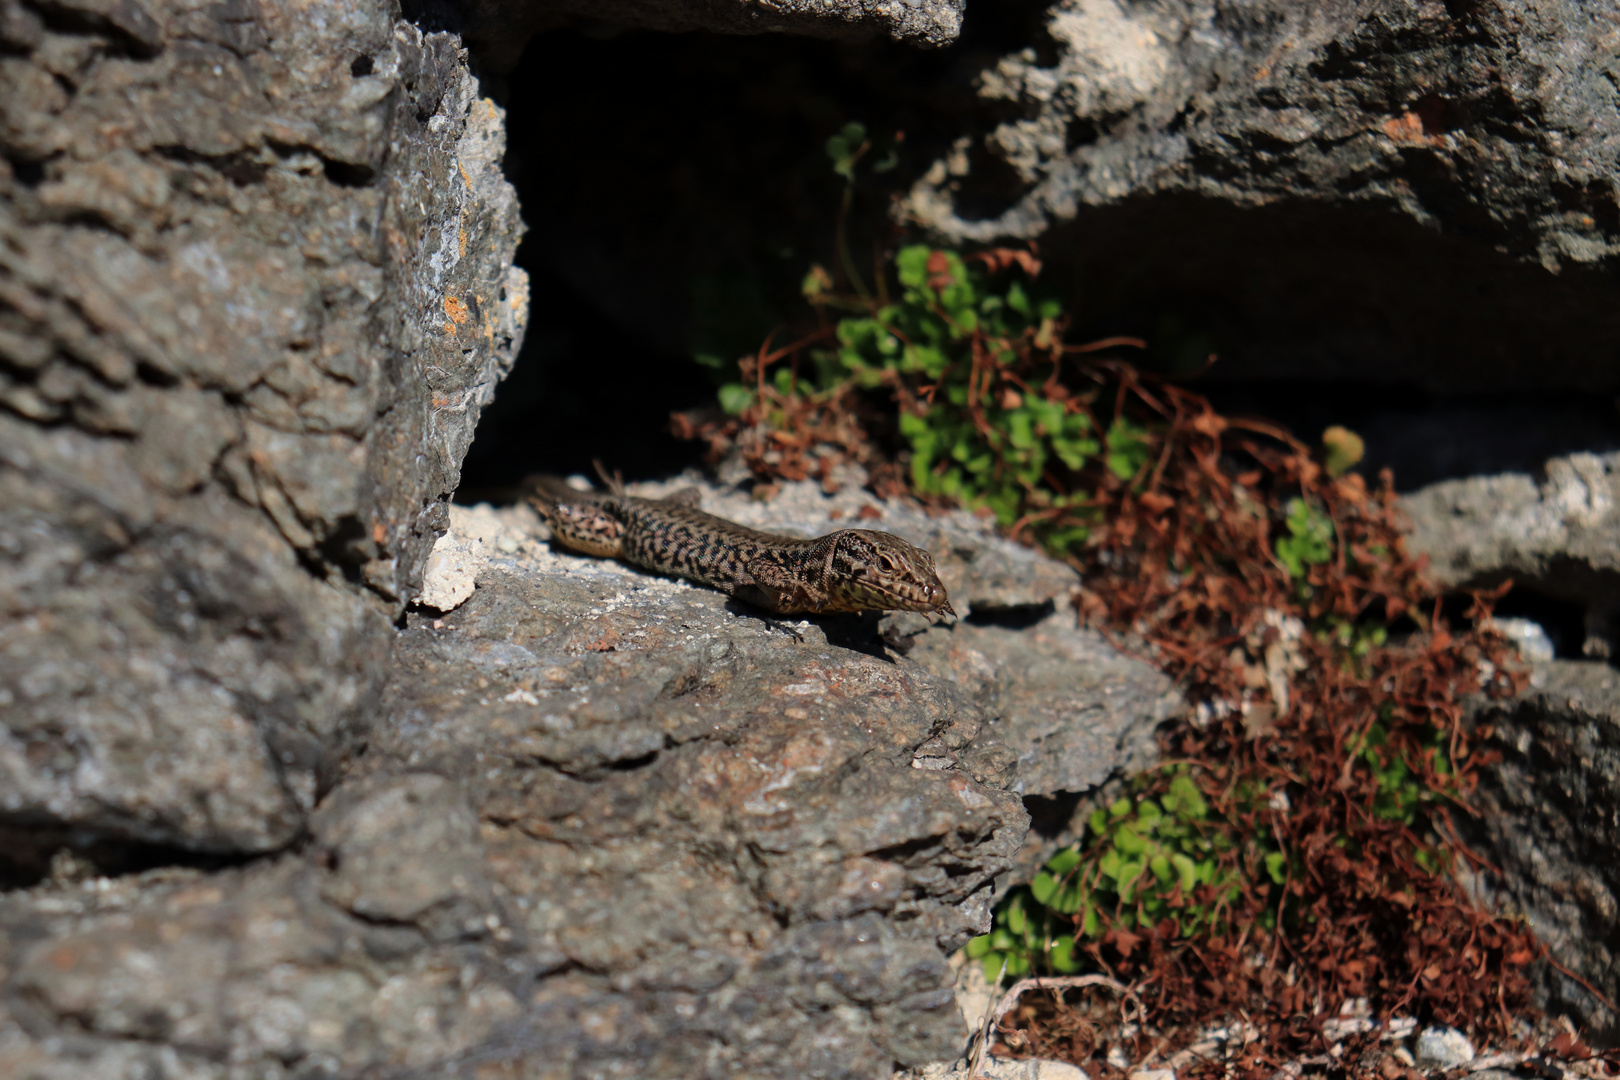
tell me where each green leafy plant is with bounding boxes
[691,121,1156,556]
[1274,497,1334,579]
[827,245,1124,554]
[1349,719,1452,829]
[966,771,1252,983]
[825,120,896,182]
[965,882,1075,980]
[708,242,1140,555]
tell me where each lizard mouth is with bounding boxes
[856,576,955,616]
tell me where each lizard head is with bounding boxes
[827,530,955,616]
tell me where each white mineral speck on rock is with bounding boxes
[901,1058,1089,1079]
[1036,1065,1089,1080]
[1413,1026,1474,1070]
[417,530,483,611]
[417,503,541,612]
[1487,616,1556,663]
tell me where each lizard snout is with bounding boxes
[920,578,955,617]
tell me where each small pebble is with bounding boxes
[1413,1026,1474,1070]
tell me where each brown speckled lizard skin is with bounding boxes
[526,476,954,616]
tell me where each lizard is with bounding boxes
[525,475,955,617]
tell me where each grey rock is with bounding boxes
[908,611,1177,801]
[0,0,525,854]
[1489,617,1557,664]
[1,483,1176,1078]
[314,772,507,943]
[455,0,965,74]
[1392,404,1620,1046]
[898,0,1620,390]
[1465,660,1620,1041]
[1405,448,1620,1040]
[1404,450,1620,656]
[1,848,523,1076]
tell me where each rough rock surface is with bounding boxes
[1403,450,1620,656]
[1465,660,1620,1042]
[0,0,526,861]
[1405,451,1620,1036]
[452,0,965,74]
[900,0,1620,390]
[0,480,1178,1078]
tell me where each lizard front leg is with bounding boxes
[732,557,828,614]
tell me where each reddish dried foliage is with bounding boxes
[670,330,910,500]
[1045,367,1540,1068]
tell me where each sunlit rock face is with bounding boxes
[0,2,524,859]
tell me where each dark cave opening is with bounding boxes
[458,10,1053,492]
[1199,383,1620,493]
[1482,588,1591,660]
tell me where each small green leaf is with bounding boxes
[1322,425,1365,478]
[826,122,868,181]
[895,246,931,289]
[1171,853,1199,892]
[1049,936,1081,972]
[1105,417,1152,481]
[1051,878,1086,915]
[1275,498,1335,579]
[717,383,754,415]
[1030,872,1058,906]
[1007,410,1035,449]
[1046,849,1082,876]
[1167,775,1208,819]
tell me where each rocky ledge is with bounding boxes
[0,478,1177,1079]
